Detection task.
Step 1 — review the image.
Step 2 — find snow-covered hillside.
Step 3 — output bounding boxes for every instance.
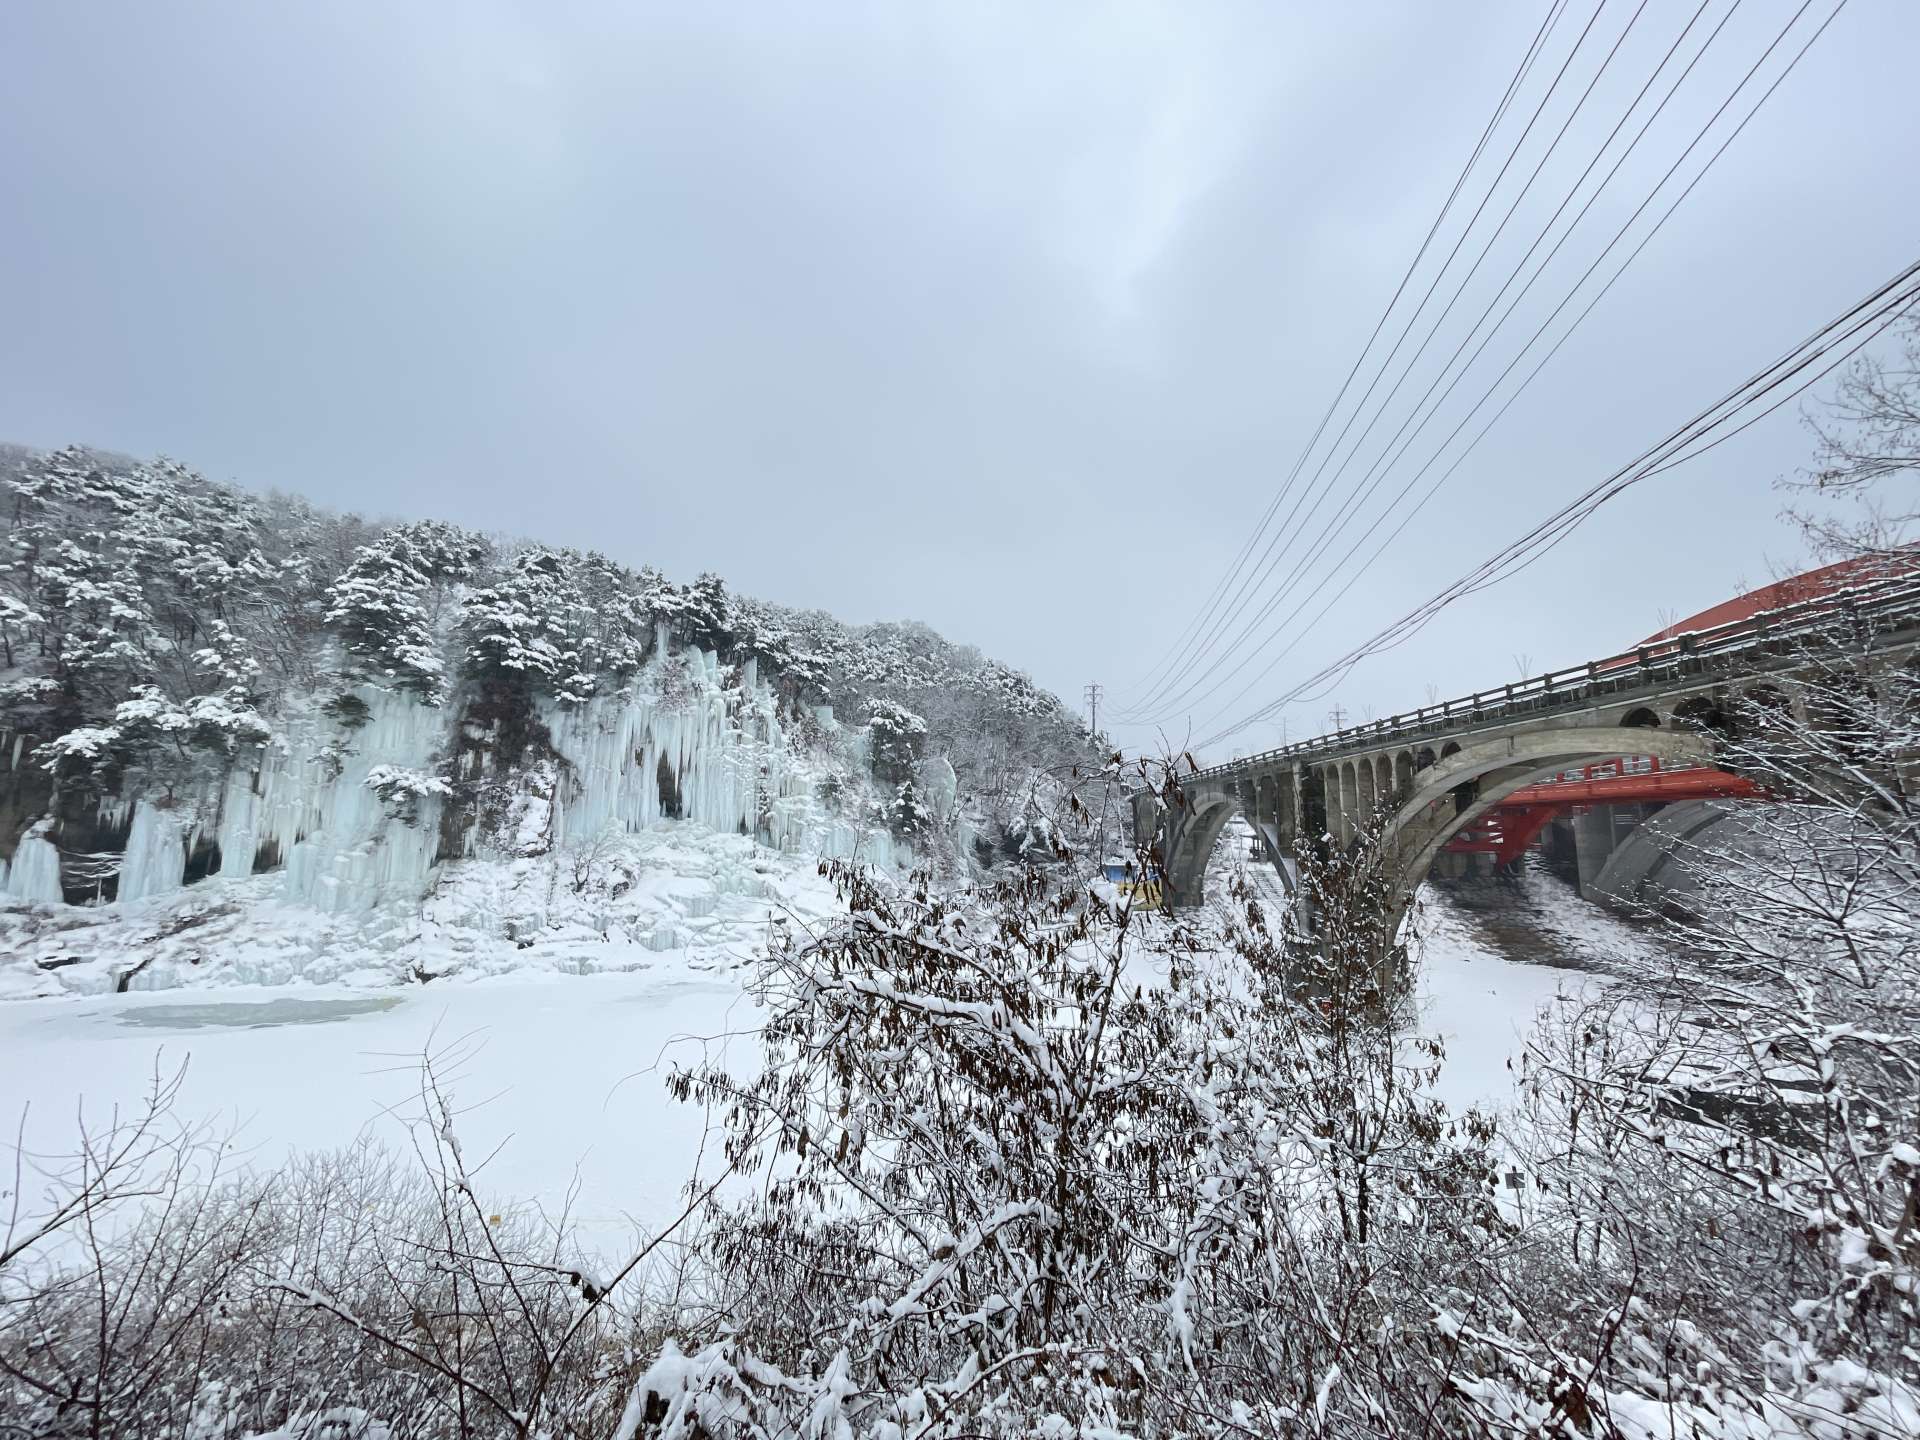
[0,446,1098,981]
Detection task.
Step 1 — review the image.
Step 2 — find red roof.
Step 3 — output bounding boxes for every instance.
[1639,548,1920,646]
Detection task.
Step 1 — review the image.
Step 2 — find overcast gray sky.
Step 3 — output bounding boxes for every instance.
[4,1,1916,759]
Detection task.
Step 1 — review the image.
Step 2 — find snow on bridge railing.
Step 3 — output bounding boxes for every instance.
[1183,575,1920,784]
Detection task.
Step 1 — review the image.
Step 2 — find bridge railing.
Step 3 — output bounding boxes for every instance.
[1186,575,1920,783]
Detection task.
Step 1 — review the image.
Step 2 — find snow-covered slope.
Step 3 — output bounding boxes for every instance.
[0,820,842,1000]
[0,445,1097,972]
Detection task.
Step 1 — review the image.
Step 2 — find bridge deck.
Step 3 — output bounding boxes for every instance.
[1183,576,1920,786]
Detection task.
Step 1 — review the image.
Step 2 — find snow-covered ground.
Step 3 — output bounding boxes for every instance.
[0,823,844,1259]
[1407,862,1666,1113]
[0,970,751,1258]
[1,829,1661,1266]
[1413,894,1576,1115]
[0,823,844,1000]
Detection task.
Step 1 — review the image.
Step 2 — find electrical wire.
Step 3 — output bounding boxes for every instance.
[1174,0,1837,732]
[1139,0,1841,733]
[1111,0,1577,717]
[1128,0,1725,724]
[1191,251,1920,752]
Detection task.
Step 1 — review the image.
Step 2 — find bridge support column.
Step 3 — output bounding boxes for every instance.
[1573,805,1624,898]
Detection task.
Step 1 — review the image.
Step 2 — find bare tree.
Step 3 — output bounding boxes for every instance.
[1790,311,1920,558]
[1517,618,1920,1418]
[0,1048,709,1439]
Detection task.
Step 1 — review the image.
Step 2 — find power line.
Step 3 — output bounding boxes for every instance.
[1172,0,1734,695]
[1239,256,1920,724]
[1233,275,1910,730]
[1192,250,1920,751]
[1121,0,1689,721]
[1121,0,1699,723]
[1143,0,1842,731]
[1112,0,1576,718]
[1182,0,1846,736]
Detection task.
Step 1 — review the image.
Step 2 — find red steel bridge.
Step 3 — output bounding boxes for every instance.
[1441,755,1764,867]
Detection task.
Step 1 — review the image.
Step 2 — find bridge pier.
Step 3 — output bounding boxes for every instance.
[1572,806,1618,898]
[1587,798,1744,909]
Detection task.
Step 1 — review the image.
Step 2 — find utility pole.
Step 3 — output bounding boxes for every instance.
[1327,703,1348,733]
[1084,682,1103,738]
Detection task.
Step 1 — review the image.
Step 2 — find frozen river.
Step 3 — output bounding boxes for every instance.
[0,968,761,1257]
[0,869,1641,1260]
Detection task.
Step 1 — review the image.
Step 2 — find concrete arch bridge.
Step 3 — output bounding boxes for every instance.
[1135,575,1920,927]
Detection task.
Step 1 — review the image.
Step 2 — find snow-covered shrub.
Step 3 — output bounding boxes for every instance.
[864,698,926,788]
[650,650,700,712]
[882,777,932,844]
[1517,619,1920,1399]
[658,765,1506,1437]
[0,1062,652,1440]
[496,759,558,856]
[363,763,452,825]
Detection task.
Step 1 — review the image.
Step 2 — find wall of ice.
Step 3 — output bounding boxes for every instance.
[0,822,63,905]
[1,640,908,913]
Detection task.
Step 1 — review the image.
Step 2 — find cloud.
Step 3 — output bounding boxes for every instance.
[1,0,1915,759]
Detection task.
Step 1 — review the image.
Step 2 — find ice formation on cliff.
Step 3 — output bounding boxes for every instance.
[2,640,905,915]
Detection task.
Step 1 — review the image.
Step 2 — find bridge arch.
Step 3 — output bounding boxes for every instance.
[1162,791,1239,910]
[1381,725,1716,930]
[1589,798,1744,909]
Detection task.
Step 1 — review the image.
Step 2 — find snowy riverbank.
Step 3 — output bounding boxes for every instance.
[0,858,1625,1263]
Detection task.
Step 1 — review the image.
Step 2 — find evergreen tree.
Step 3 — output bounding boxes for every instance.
[323,521,489,703]
[865,699,926,788]
[462,545,601,704]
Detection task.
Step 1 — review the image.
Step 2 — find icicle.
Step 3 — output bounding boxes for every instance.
[118,803,188,902]
[0,822,63,903]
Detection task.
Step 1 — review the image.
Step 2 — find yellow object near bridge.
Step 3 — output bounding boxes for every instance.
[1102,860,1163,909]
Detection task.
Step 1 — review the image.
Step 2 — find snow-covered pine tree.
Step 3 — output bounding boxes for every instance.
[461,544,601,705]
[884,777,931,843]
[864,698,926,788]
[3,450,277,781]
[323,520,489,703]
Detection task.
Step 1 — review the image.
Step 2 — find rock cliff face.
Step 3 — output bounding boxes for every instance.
[3,640,910,915]
[0,445,1089,928]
